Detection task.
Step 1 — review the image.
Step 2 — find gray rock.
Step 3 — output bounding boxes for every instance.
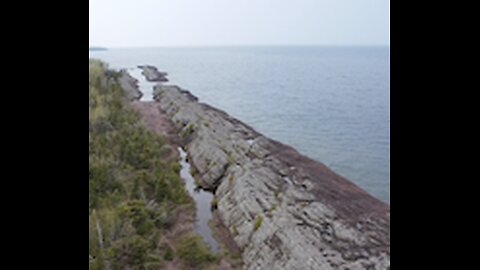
[153,82,390,270]
[138,65,168,82]
[117,70,143,101]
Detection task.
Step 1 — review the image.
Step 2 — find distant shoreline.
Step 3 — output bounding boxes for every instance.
[89,47,108,51]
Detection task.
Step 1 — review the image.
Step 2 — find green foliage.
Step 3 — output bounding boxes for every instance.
[181,123,196,138]
[186,123,195,135]
[89,60,199,269]
[104,69,123,80]
[117,200,155,236]
[190,165,198,176]
[177,234,217,267]
[172,163,182,174]
[163,246,174,261]
[254,215,263,231]
[109,235,151,269]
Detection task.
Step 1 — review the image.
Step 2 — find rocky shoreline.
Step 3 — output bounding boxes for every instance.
[126,65,390,270]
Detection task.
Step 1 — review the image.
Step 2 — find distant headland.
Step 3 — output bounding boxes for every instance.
[89,47,108,51]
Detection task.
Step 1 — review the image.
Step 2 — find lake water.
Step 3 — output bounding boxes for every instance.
[91,46,390,203]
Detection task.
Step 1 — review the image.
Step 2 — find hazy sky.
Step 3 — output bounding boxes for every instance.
[89,0,389,47]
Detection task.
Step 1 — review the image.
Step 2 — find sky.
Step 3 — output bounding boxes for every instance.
[89,0,389,47]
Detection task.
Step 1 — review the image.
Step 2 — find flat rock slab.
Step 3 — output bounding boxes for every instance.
[138,65,169,82]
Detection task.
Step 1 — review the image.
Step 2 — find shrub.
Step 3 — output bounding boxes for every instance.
[163,246,174,261]
[172,163,182,174]
[190,165,198,176]
[109,235,150,268]
[186,123,195,135]
[254,216,263,231]
[177,234,217,267]
[181,123,195,138]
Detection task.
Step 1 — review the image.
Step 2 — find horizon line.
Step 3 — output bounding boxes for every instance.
[90,44,390,49]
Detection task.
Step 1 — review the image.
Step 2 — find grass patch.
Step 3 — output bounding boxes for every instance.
[181,123,195,138]
[254,216,263,231]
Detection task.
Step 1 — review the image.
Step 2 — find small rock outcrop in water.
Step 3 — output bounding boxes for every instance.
[138,65,169,82]
[152,83,390,270]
